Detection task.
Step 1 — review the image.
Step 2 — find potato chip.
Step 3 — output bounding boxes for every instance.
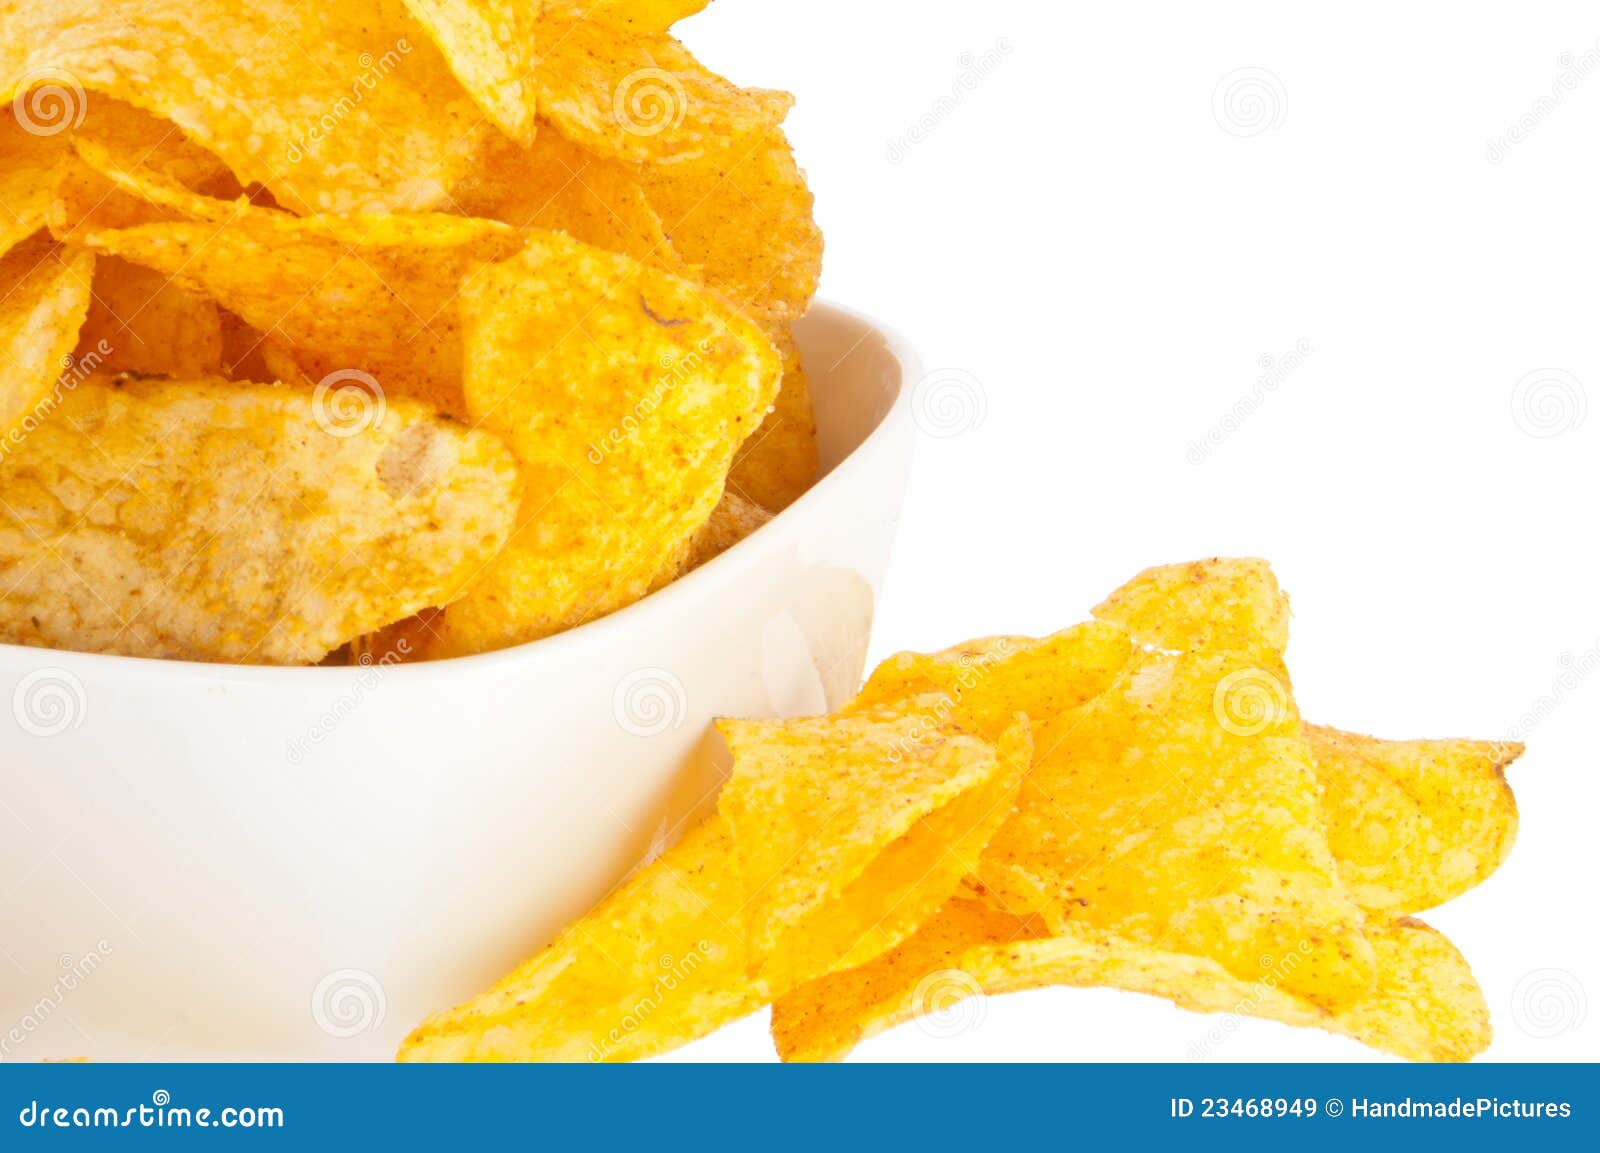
[716,707,1030,997]
[0,113,64,259]
[772,899,1487,1063]
[644,128,822,321]
[727,322,818,509]
[402,0,540,146]
[0,376,520,663]
[0,234,94,445]
[74,255,222,378]
[534,11,791,167]
[1308,725,1521,915]
[563,0,712,33]
[399,815,760,1062]
[427,231,779,655]
[0,0,488,213]
[687,490,771,569]
[56,150,522,416]
[455,126,682,271]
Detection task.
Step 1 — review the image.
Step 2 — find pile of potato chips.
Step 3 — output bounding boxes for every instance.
[400,559,1522,1062]
[0,0,820,662]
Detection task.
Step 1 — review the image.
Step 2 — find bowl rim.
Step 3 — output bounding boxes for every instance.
[0,300,920,682]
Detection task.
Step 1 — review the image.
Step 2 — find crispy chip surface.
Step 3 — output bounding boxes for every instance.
[429,231,779,654]
[727,321,818,510]
[561,0,711,32]
[0,234,93,443]
[717,707,1030,996]
[1308,725,1521,915]
[399,816,759,1062]
[687,490,771,569]
[403,0,541,145]
[0,0,488,213]
[57,152,521,416]
[0,113,63,259]
[75,255,221,378]
[0,377,520,663]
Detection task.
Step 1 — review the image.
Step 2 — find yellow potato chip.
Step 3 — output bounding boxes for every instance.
[969,560,1375,1008]
[57,150,522,416]
[402,0,540,145]
[0,112,64,259]
[563,0,711,33]
[0,234,94,446]
[455,125,681,271]
[772,900,1487,1063]
[427,231,779,655]
[0,0,488,213]
[1308,724,1522,915]
[399,815,760,1062]
[0,376,520,663]
[727,322,818,510]
[715,707,1030,997]
[534,12,791,167]
[686,490,771,569]
[644,127,822,321]
[74,255,222,378]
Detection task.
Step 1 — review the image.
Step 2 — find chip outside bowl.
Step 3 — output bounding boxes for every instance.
[0,301,918,1061]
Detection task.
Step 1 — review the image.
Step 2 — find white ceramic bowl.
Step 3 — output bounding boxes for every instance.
[0,303,917,1062]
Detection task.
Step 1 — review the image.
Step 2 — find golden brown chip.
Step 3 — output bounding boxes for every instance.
[402,0,540,146]
[0,376,520,663]
[427,231,779,655]
[74,255,222,378]
[0,112,65,259]
[0,234,94,445]
[0,0,488,213]
[716,707,1030,997]
[726,321,817,510]
[56,149,522,416]
[563,0,711,33]
[644,127,821,321]
[686,490,771,569]
[772,900,1487,1063]
[1308,724,1522,915]
[400,815,759,1062]
[534,12,791,167]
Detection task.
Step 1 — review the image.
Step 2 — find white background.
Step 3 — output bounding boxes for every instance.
[668,0,1599,1062]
